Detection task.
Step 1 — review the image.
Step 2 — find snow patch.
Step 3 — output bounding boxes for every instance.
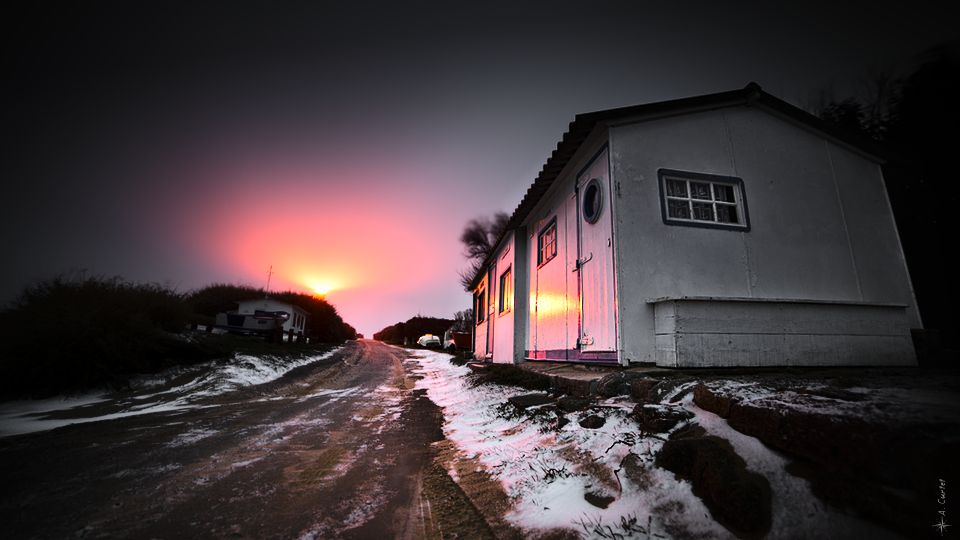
[0,347,341,438]
[168,427,219,447]
[686,395,899,539]
[406,350,729,539]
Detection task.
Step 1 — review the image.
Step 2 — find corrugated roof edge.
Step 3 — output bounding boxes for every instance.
[466,82,886,290]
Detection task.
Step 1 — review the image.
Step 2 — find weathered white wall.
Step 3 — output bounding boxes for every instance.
[522,129,610,360]
[529,184,575,355]
[610,105,919,366]
[491,232,516,363]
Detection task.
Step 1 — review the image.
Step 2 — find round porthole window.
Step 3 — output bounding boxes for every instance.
[582,178,603,224]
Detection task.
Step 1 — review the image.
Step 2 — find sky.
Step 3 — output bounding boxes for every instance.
[2,0,956,337]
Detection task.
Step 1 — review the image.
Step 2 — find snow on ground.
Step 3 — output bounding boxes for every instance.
[686,395,898,539]
[0,347,341,438]
[407,350,729,539]
[135,348,343,401]
[701,377,960,425]
[0,393,113,437]
[168,427,220,447]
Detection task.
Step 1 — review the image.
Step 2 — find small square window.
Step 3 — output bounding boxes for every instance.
[659,169,749,230]
[537,219,558,266]
[498,268,513,314]
[475,286,487,324]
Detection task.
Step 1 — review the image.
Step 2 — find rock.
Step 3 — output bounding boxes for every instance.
[584,491,615,509]
[474,364,552,391]
[595,373,627,397]
[578,414,606,429]
[506,393,554,410]
[549,376,593,397]
[633,405,694,433]
[656,435,772,538]
[688,379,959,538]
[620,453,652,490]
[466,362,488,372]
[556,415,570,430]
[557,396,591,412]
[628,378,659,402]
[724,400,930,536]
[692,384,735,417]
[669,423,706,440]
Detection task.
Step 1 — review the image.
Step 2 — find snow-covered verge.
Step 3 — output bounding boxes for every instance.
[0,347,341,438]
[407,350,902,539]
[407,350,726,538]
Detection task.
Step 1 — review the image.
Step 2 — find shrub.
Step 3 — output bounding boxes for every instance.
[0,278,359,398]
[0,275,211,397]
[373,316,454,344]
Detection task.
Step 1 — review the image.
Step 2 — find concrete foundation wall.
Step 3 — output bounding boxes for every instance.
[653,298,916,366]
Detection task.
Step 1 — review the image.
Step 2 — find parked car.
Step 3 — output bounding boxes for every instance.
[417,334,441,348]
[443,329,472,352]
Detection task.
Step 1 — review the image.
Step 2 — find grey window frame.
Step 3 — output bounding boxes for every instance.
[657,168,750,231]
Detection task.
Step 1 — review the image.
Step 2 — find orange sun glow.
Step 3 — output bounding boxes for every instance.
[309,281,335,297]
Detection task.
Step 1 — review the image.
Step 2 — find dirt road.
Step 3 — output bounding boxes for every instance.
[0,340,493,539]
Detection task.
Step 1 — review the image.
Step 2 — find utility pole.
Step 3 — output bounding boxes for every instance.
[265,265,274,296]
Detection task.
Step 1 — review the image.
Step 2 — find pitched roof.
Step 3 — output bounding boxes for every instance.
[468,82,884,290]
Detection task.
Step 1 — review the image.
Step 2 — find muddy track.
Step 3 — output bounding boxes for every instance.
[0,340,495,539]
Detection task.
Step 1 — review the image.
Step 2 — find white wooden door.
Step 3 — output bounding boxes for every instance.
[576,149,617,353]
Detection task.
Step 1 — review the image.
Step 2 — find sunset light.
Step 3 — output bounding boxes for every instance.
[308,280,335,297]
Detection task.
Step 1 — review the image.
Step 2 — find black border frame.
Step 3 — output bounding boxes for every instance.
[657,168,751,232]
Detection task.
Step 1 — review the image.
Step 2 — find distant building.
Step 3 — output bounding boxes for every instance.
[215,298,309,336]
[471,83,920,367]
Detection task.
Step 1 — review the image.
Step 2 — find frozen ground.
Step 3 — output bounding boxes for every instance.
[2,342,949,539]
[0,340,481,539]
[407,350,904,539]
[0,347,340,437]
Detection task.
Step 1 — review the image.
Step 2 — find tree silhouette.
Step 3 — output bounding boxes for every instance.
[815,40,959,351]
[457,212,509,290]
[881,42,959,342]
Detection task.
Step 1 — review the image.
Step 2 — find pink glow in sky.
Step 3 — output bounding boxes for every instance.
[157,152,476,336]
